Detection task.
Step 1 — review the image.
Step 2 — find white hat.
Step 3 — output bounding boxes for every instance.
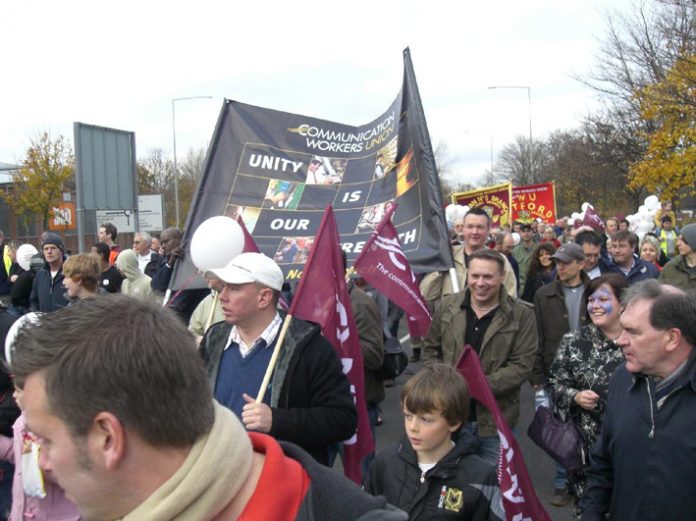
[210,252,284,291]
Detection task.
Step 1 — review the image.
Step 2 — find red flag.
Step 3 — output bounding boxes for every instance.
[288,205,373,484]
[456,346,552,521]
[582,205,605,232]
[352,204,432,337]
[237,216,260,253]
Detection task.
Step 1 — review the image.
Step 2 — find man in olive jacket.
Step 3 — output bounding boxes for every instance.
[423,249,537,465]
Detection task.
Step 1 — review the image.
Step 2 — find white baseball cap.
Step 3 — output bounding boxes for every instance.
[210,252,284,291]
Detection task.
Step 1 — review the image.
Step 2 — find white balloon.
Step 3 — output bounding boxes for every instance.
[445,204,457,221]
[190,216,245,271]
[571,212,582,220]
[455,205,469,219]
[16,244,38,272]
[581,202,590,212]
[567,218,576,227]
[511,232,521,245]
[638,205,649,216]
[644,195,659,210]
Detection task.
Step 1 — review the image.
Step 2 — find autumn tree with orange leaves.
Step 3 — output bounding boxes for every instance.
[2,133,74,229]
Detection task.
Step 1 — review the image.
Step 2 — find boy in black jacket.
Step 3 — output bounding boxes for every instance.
[365,364,504,521]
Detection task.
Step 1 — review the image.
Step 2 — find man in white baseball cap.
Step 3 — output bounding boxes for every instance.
[200,252,357,465]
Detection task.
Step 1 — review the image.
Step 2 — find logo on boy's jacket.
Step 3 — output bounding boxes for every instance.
[437,486,463,512]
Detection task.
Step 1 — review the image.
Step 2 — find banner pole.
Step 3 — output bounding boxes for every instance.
[449,267,460,293]
[204,291,219,331]
[256,315,293,404]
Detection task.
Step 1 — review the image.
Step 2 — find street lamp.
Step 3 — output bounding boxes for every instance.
[487,86,533,179]
[172,96,213,228]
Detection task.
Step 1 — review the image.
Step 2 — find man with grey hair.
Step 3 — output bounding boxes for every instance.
[580,280,696,520]
[132,231,163,277]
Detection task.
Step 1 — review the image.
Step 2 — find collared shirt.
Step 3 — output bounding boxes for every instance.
[225,312,282,357]
[137,251,152,274]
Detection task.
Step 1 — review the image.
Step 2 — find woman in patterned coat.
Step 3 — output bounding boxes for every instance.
[548,273,627,513]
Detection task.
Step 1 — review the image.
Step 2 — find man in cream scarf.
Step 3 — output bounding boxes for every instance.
[10,294,405,521]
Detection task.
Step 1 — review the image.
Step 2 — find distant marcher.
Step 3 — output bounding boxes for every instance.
[605,230,659,285]
[150,227,208,323]
[93,242,123,294]
[512,223,537,290]
[639,234,663,272]
[97,222,120,266]
[133,231,163,277]
[659,222,696,291]
[116,249,157,303]
[521,243,556,303]
[29,234,68,313]
[658,215,679,260]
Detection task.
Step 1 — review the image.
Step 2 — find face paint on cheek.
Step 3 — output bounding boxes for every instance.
[588,287,614,315]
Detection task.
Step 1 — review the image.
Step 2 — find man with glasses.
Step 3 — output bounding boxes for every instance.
[133,231,163,277]
[575,230,609,280]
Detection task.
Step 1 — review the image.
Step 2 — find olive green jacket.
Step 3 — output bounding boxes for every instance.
[423,288,538,436]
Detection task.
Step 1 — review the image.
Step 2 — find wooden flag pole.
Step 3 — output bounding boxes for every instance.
[204,291,219,332]
[255,314,293,404]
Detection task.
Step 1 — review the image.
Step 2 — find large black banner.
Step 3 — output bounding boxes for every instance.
[171,48,452,289]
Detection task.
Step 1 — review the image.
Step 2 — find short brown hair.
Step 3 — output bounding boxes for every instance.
[62,253,101,292]
[11,294,214,447]
[469,248,505,274]
[401,364,469,426]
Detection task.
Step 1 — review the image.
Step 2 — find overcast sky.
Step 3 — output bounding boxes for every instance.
[1,0,633,185]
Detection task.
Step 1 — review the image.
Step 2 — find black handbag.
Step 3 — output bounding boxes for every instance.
[527,405,587,473]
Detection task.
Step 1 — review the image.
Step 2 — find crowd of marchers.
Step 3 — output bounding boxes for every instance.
[0,205,693,521]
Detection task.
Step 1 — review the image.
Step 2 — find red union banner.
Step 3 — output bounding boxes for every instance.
[512,182,557,224]
[452,182,512,227]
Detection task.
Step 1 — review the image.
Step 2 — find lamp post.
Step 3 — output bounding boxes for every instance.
[487,85,533,179]
[172,96,212,228]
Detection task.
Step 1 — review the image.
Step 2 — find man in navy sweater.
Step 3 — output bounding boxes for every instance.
[199,252,357,465]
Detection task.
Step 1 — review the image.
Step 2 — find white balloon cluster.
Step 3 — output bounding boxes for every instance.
[567,201,594,228]
[444,204,470,229]
[565,195,661,240]
[625,195,660,240]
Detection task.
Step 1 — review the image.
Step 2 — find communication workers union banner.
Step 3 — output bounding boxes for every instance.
[511,182,556,224]
[452,182,513,227]
[170,48,452,290]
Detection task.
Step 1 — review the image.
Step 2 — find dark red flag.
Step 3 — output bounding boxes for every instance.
[288,205,373,484]
[582,205,605,232]
[237,216,260,253]
[456,346,552,521]
[352,204,432,337]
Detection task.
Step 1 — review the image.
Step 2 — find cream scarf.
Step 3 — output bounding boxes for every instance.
[119,402,253,521]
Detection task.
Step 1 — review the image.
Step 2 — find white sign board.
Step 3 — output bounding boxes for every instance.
[137,194,164,231]
[95,194,165,233]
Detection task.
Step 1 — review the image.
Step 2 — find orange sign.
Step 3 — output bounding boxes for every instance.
[48,202,77,231]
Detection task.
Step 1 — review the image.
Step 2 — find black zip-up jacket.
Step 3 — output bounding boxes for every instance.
[365,431,504,521]
[29,266,68,312]
[580,354,696,520]
[200,315,357,466]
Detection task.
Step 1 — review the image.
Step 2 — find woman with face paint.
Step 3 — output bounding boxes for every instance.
[547,273,628,514]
